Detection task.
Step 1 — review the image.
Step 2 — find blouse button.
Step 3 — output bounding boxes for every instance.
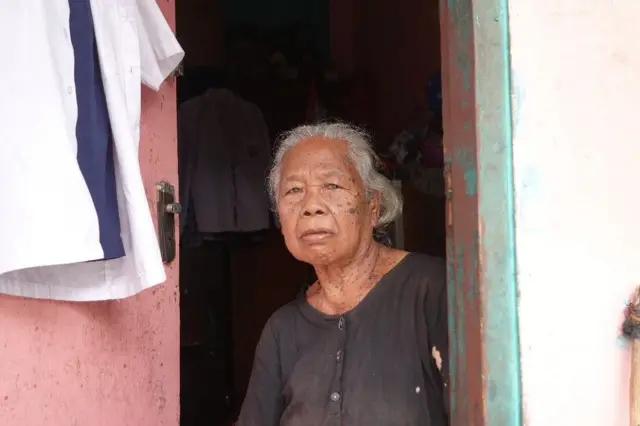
[338,317,345,330]
[330,392,341,402]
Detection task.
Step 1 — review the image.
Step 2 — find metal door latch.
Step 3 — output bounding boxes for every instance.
[156,181,181,264]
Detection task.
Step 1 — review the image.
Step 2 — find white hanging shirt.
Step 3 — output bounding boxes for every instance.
[0,0,184,301]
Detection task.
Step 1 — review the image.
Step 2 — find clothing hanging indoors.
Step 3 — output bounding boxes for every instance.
[179,88,273,242]
[0,0,184,301]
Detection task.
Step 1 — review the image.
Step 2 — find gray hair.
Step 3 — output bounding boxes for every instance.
[267,122,403,228]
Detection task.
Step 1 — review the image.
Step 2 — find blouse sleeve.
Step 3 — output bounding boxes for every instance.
[236,320,284,426]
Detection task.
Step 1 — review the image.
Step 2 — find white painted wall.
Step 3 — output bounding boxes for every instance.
[508,1,640,424]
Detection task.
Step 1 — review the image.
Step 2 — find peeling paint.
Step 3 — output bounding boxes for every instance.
[456,147,478,196]
[475,0,522,422]
[442,0,521,423]
[449,2,473,92]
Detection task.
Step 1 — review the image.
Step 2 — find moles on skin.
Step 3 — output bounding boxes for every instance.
[276,136,378,266]
[236,125,449,426]
[275,136,406,315]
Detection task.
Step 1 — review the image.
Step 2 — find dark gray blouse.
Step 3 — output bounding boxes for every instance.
[237,253,449,426]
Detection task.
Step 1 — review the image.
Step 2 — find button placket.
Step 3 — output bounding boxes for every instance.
[328,316,347,416]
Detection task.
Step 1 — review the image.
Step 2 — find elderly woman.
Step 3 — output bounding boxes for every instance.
[237,123,449,426]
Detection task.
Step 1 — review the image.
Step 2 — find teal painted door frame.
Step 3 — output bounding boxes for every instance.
[440,0,521,424]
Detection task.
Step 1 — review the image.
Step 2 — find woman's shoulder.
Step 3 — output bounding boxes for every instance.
[387,252,447,302]
[397,251,446,280]
[261,298,304,339]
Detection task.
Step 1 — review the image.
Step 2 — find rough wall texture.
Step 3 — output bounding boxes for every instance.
[509,1,640,424]
[0,2,180,425]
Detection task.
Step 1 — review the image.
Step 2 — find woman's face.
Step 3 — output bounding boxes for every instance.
[277,137,380,266]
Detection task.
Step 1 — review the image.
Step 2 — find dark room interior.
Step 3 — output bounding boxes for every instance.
[175,0,445,424]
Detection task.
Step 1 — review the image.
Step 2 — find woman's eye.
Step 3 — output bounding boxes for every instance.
[285,187,302,195]
[326,183,340,190]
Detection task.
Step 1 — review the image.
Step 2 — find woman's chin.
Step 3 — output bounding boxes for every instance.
[294,247,342,267]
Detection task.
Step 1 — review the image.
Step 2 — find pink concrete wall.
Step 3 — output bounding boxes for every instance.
[509,1,640,424]
[0,2,180,425]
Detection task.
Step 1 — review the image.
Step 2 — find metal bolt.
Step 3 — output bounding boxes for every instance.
[165,203,182,214]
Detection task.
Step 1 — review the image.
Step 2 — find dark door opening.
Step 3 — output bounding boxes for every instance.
[175,0,446,424]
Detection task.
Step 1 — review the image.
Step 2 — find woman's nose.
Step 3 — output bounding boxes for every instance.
[301,191,326,217]
[303,207,326,217]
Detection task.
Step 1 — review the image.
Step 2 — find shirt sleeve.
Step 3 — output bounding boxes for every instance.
[236,320,284,426]
[424,257,450,418]
[135,0,185,91]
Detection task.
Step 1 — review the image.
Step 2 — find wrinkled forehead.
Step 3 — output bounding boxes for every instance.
[280,137,359,180]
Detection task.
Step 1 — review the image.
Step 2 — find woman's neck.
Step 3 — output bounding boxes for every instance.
[311,241,386,313]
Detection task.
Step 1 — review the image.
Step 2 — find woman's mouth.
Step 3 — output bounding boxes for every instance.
[300,229,334,242]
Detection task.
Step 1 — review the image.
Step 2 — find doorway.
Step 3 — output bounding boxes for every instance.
[173,0,521,424]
